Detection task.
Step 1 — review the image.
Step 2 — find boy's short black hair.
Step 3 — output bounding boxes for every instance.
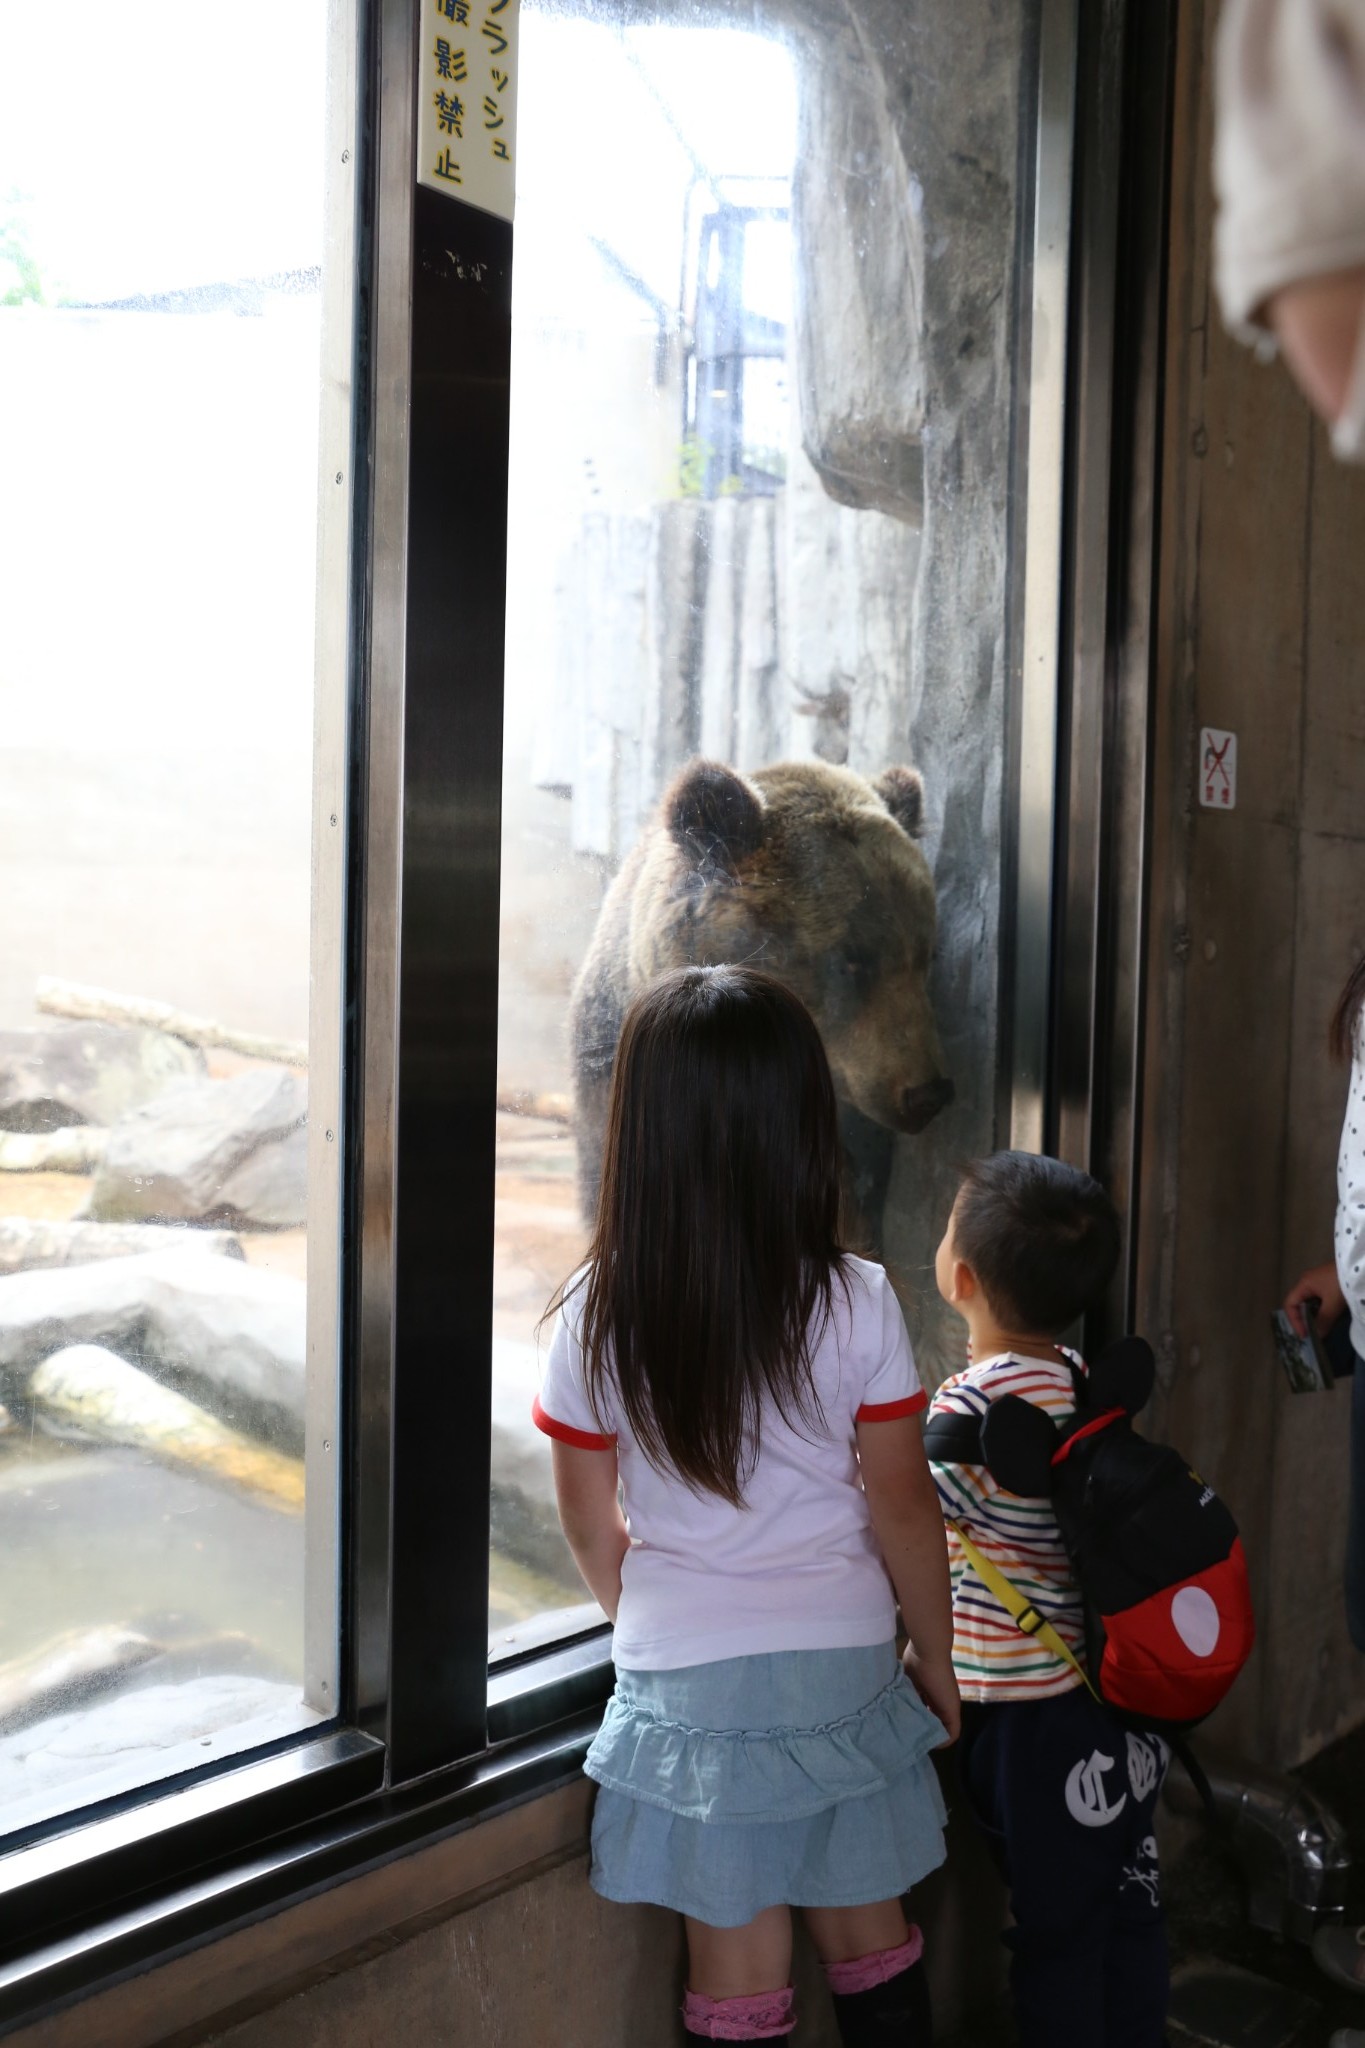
[952,1150,1120,1336]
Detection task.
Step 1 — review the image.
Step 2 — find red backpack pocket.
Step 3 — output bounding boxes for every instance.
[1095,1541,1256,1725]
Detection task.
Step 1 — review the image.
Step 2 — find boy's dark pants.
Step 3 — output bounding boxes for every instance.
[958,1688,1170,2048]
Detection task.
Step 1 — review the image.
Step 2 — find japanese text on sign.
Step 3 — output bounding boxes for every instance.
[418,0,519,219]
[1198,727,1237,811]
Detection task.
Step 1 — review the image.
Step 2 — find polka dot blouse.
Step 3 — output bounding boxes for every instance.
[1336,1024,1365,1349]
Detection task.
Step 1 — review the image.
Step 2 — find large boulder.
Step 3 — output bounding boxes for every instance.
[0,1248,305,1446]
[0,1023,204,1134]
[88,1069,308,1229]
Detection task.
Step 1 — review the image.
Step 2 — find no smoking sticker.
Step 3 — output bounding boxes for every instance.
[1198,727,1236,810]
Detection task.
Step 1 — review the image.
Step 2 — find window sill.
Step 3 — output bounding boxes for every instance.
[0,1649,615,2041]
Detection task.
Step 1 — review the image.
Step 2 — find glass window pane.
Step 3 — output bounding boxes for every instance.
[492,0,1046,1659]
[0,3,348,1834]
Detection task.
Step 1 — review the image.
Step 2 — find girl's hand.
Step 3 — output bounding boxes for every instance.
[1284,1262,1345,1337]
[902,1643,961,1746]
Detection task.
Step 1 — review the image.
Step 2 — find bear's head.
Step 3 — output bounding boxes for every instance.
[650,757,953,1136]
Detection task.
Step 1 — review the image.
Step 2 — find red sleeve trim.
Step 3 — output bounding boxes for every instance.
[531,1393,616,1451]
[856,1389,929,1423]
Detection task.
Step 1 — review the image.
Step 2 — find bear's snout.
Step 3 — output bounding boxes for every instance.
[898,1075,954,1133]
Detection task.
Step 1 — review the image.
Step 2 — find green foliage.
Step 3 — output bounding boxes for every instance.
[675,434,708,499]
[673,436,766,501]
[0,195,53,307]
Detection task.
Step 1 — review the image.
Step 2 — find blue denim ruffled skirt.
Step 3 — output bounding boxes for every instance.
[584,1642,949,1927]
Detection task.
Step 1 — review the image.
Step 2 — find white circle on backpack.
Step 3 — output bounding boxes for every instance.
[1171,1586,1220,1657]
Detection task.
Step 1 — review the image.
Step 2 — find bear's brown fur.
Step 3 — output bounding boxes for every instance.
[570,757,952,1238]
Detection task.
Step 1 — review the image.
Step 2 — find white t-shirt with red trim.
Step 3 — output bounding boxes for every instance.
[532,1254,926,1671]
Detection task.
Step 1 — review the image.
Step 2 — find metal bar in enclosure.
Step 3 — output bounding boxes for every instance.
[384,163,512,1778]
[304,0,364,1728]
[351,0,415,1744]
[1009,0,1079,1155]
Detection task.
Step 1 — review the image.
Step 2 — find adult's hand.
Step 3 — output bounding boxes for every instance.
[1266,267,1365,427]
[1283,1260,1346,1337]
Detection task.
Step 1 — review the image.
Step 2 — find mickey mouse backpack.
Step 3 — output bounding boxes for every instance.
[923,1338,1255,1731]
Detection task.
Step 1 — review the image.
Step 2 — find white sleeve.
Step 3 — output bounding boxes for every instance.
[532,1289,617,1449]
[1337,1037,1365,1339]
[854,1268,927,1422]
[1214,0,1365,338]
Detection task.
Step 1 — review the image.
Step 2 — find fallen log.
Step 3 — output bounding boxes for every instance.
[0,1249,306,1444]
[0,1127,107,1173]
[0,1218,244,1276]
[495,1086,573,1125]
[0,1626,162,1735]
[30,1345,305,1512]
[35,979,308,1070]
[31,983,575,1121]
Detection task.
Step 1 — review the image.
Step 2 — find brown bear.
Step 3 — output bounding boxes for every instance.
[570,757,953,1247]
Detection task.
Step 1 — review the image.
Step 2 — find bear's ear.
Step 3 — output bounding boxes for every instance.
[873,765,925,840]
[664,760,765,876]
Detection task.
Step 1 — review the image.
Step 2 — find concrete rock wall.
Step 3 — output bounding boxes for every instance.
[538,0,1036,1381]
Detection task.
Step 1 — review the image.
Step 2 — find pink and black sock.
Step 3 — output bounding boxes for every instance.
[681,1985,796,2040]
[823,1927,932,2046]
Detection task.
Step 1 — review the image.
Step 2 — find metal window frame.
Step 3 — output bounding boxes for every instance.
[0,0,1173,2029]
[1044,0,1177,1350]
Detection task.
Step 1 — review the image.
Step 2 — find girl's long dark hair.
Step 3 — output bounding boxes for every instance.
[566,965,849,1506]
[1332,953,1365,1062]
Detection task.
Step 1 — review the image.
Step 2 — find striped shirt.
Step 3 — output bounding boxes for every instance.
[927,1350,1087,1702]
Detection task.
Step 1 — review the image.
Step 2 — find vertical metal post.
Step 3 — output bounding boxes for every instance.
[1009,0,1079,1154]
[351,0,416,1741]
[303,0,363,1727]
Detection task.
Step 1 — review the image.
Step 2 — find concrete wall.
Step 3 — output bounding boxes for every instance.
[4,1775,1007,2048]
[1137,0,1365,1767]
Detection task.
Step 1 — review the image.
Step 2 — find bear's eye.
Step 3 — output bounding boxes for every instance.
[837,946,876,987]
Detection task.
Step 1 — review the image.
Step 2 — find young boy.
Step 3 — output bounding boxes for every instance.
[927,1151,1170,2048]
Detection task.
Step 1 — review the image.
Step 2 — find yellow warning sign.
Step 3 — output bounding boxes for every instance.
[417,0,519,221]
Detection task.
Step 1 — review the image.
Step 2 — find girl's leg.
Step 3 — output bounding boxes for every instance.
[804,1901,931,2046]
[804,1900,910,1962]
[682,1908,796,2040]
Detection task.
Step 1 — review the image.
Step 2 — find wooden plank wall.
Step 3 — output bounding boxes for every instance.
[1138,0,1365,1765]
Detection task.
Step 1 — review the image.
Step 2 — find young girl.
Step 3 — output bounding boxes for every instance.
[533,964,957,2045]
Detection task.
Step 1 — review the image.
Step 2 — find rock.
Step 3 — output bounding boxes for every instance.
[0,1218,244,1276]
[0,1674,310,1828]
[30,1345,304,1512]
[790,12,924,523]
[88,1069,308,1228]
[215,1122,308,1229]
[0,1248,305,1447]
[0,1022,204,1134]
[490,1338,580,1585]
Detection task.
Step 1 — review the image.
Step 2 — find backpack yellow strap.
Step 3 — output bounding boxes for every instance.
[951,1521,1100,1702]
